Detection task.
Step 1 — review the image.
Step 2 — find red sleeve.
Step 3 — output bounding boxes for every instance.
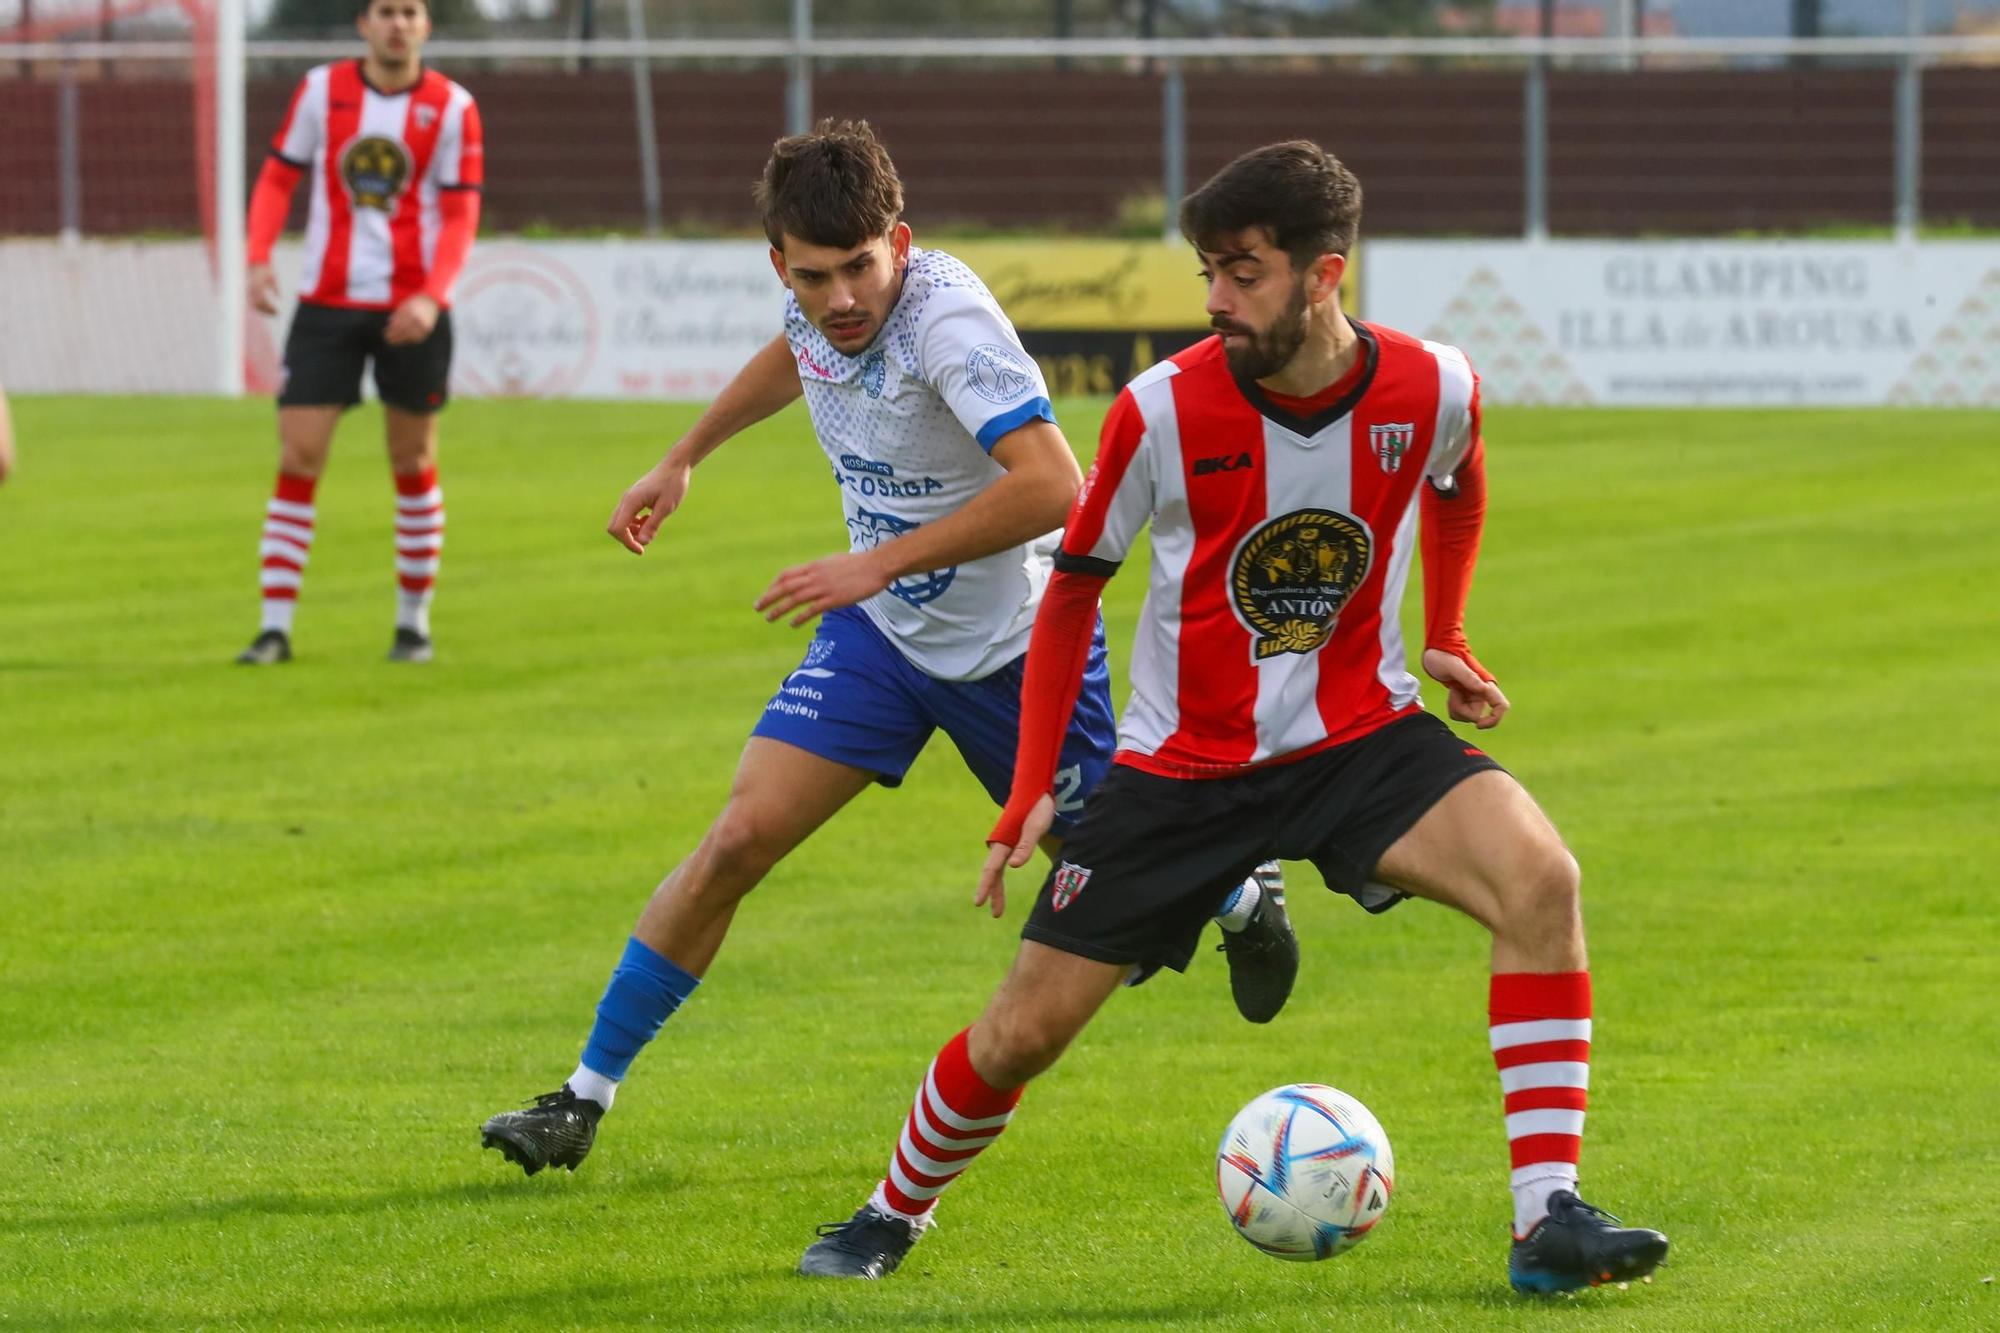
[246,155,304,266]
[986,567,1107,848]
[421,188,481,304]
[452,101,485,188]
[1419,433,1491,682]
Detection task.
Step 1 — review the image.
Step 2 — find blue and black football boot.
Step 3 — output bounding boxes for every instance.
[1509,1190,1669,1293]
[1216,862,1300,1024]
[797,1204,926,1279]
[480,1085,602,1176]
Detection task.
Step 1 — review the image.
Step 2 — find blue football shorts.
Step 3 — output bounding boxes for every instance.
[750,605,1118,836]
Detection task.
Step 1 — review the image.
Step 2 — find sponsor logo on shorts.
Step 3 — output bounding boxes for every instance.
[1229,508,1375,660]
[965,343,1035,404]
[1050,860,1092,912]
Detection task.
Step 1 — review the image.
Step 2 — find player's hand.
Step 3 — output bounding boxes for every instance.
[384,293,440,346]
[754,550,891,627]
[247,263,281,316]
[977,794,1055,919]
[1423,647,1509,729]
[607,458,693,554]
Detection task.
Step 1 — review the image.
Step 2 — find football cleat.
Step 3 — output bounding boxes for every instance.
[235,629,292,665]
[1216,862,1299,1024]
[1509,1190,1670,1294]
[387,627,433,663]
[797,1204,925,1279]
[480,1086,602,1176]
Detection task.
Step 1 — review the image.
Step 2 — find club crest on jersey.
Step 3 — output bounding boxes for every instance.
[413,103,439,131]
[1050,861,1092,912]
[1230,508,1374,660]
[339,135,411,211]
[965,343,1035,403]
[862,348,887,399]
[1370,423,1415,473]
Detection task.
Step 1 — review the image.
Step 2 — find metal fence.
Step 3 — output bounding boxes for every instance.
[5,32,1999,243]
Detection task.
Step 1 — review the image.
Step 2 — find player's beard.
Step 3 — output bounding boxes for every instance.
[1215,279,1311,381]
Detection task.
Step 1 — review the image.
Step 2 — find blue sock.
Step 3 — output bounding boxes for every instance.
[580,936,700,1082]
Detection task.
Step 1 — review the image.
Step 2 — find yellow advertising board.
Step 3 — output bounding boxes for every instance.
[945,239,1360,395]
[947,238,1360,330]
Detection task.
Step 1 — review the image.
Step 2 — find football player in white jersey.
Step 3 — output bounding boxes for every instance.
[479,121,1297,1177]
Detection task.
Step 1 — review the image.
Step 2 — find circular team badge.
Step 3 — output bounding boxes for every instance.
[1230,508,1374,659]
[339,135,411,211]
[965,343,1036,403]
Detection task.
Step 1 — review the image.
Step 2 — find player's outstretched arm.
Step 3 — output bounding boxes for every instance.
[754,418,1080,625]
[608,333,803,554]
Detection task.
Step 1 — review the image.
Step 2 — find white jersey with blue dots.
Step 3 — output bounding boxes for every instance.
[784,246,1059,682]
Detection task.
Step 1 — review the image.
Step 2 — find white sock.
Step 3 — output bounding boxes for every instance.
[260,599,297,636]
[567,1063,618,1112]
[1214,875,1262,932]
[867,1183,936,1232]
[396,589,432,638]
[1512,1165,1578,1237]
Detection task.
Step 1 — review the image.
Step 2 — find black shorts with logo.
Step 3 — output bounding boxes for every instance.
[1021,711,1506,974]
[278,300,454,414]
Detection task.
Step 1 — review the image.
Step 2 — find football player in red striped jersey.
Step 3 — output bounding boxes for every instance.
[802,142,1670,1293]
[237,0,482,665]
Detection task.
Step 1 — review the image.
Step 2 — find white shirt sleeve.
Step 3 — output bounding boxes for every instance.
[272,66,325,166]
[915,285,1055,453]
[1424,339,1480,483]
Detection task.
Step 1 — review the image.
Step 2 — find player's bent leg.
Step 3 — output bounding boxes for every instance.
[800,942,1127,1278]
[482,739,872,1176]
[383,407,442,662]
[1372,769,1583,975]
[239,406,342,664]
[633,737,876,976]
[968,940,1132,1088]
[1372,769,1667,1291]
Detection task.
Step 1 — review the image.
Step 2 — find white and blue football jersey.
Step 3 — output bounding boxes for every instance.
[783,246,1058,682]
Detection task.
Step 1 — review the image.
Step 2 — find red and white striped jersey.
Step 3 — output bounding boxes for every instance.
[1062,323,1480,777]
[270,60,483,309]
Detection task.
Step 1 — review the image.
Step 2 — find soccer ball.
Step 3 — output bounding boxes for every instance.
[1216,1083,1395,1261]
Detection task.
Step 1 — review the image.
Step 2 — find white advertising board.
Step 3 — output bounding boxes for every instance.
[1365,240,2000,407]
[0,238,784,399]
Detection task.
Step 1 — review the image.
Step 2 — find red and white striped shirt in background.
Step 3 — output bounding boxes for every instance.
[253,59,483,309]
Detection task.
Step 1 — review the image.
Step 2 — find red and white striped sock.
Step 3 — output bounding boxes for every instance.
[392,466,444,637]
[1490,970,1591,1238]
[869,1028,1023,1226]
[258,472,317,635]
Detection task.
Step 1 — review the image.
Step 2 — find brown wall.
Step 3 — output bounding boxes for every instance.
[3,64,1995,237]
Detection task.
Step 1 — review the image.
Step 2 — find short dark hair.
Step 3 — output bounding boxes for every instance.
[755,118,905,250]
[1179,141,1363,271]
[357,0,428,14]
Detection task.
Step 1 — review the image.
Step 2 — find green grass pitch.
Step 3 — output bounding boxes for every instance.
[2,395,1995,1330]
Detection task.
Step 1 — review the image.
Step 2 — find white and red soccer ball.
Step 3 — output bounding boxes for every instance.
[1216,1083,1394,1261]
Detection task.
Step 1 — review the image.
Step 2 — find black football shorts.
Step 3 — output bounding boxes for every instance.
[1021,711,1506,974]
[278,300,453,414]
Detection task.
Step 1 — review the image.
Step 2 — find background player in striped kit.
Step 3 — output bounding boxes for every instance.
[237,0,482,665]
[798,141,1670,1295]
[477,122,1299,1180]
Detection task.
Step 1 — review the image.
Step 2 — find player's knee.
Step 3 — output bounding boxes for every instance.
[977,1004,1076,1087]
[691,806,785,899]
[1506,837,1581,934]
